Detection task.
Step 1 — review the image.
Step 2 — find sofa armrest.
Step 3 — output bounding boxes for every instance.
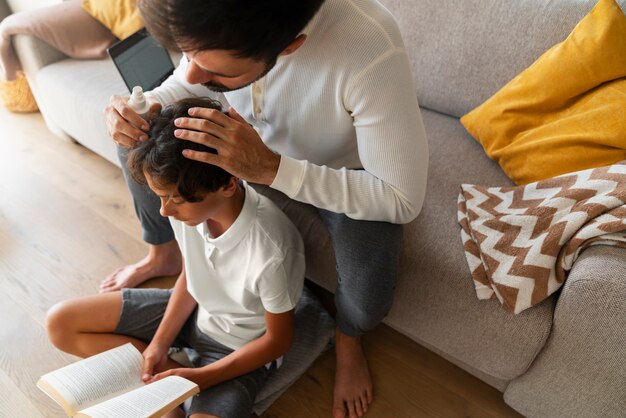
[504,245,626,418]
[12,34,73,141]
[0,0,11,21]
[13,34,67,80]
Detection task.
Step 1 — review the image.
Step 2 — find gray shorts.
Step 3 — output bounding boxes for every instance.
[114,288,271,418]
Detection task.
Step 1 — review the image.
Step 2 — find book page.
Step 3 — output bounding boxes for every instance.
[77,375,199,418]
[36,379,77,417]
[38,343,144,412]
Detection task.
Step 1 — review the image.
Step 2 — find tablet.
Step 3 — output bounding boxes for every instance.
[107,28,175,93]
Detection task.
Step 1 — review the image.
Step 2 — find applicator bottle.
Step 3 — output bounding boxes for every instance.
[127,86,151,120]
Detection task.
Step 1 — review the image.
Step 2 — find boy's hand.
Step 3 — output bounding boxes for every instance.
[147,367,210,389]
[142,342,170,382]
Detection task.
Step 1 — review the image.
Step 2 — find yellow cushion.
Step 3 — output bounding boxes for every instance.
[81,0,144,40]
[460,0,626,185]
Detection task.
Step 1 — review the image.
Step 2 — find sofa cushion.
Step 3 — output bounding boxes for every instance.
[460,0,626,185]
[385,108,555,380]
[36,58,125,166]
[379,0,626,119]
[35,49,183,166]
[504,246,626,417]
[256,109,555,382]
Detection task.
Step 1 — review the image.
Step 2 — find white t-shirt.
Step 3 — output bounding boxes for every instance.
[147,0,429,224]
[169,183,305,350]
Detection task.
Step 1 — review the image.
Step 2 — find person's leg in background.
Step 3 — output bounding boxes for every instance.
[318,209,403,418]
[250,185,403,418]
[100,146,182,292]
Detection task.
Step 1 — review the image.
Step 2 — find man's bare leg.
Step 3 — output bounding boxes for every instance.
[333,328,373,418]
[100,240,182,293]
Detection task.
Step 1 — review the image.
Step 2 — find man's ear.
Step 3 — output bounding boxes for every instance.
[220,177,239,197]
[278,34,307,57]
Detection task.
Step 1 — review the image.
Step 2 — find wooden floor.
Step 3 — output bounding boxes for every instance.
[0,106,523,418]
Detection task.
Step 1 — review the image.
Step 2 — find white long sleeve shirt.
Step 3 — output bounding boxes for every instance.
[147,0,428,224]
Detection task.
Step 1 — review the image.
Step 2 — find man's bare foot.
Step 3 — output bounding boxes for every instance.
[99,240,182,292]
[333,328,373,418]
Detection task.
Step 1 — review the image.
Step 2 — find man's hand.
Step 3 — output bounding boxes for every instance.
[141,342,171,382]
[105,94,162,148]
[173,106,281,185]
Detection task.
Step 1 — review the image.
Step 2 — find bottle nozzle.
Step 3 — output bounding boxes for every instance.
[128,86,150,120]
[131,86,145,102]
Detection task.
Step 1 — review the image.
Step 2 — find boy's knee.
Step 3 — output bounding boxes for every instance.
[45,301,76,349]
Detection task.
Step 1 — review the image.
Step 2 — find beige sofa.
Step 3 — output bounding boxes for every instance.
[6,0,626,416]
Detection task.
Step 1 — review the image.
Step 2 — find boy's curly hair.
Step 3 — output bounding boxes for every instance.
[127,97,232,202]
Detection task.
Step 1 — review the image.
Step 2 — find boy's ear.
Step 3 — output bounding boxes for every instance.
[220,177,239,197]
[278,34,307,57]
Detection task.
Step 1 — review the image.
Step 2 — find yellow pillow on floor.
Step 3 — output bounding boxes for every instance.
[460,0,626,185]
[82,0,144,40]
[0,71,38,113]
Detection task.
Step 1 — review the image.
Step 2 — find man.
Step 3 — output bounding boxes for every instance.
[104,1,428,417]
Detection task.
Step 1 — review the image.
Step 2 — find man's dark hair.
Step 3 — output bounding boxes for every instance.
[127,97,232,203]
[138,0,324,63]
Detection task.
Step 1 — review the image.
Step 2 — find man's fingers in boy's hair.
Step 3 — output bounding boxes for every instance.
[174,117,227,144]
[181,148,221,167]
[174,126,222,151]
[187,106,231,128]
[225,106,245,123]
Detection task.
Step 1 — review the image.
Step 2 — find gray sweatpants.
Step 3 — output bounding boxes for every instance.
[117,146,403,337]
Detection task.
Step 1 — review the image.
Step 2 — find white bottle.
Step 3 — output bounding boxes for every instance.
[127,86,151,120]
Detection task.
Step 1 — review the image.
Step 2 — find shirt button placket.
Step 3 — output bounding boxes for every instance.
[204,239,215,267]
[251,79,265,121]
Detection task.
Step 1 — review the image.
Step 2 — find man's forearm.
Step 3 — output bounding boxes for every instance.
[271,156,427,224]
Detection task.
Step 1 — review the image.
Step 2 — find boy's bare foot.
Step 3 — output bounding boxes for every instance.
[333,328,373,418]
[99,240,182,292]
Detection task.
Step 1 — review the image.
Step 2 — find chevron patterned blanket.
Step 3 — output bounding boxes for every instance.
[458,162,626,314]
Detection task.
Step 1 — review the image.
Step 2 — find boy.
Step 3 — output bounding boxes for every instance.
[46,98,305,418]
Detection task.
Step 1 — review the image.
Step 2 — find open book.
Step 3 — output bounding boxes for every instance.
[37,343,199,418]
